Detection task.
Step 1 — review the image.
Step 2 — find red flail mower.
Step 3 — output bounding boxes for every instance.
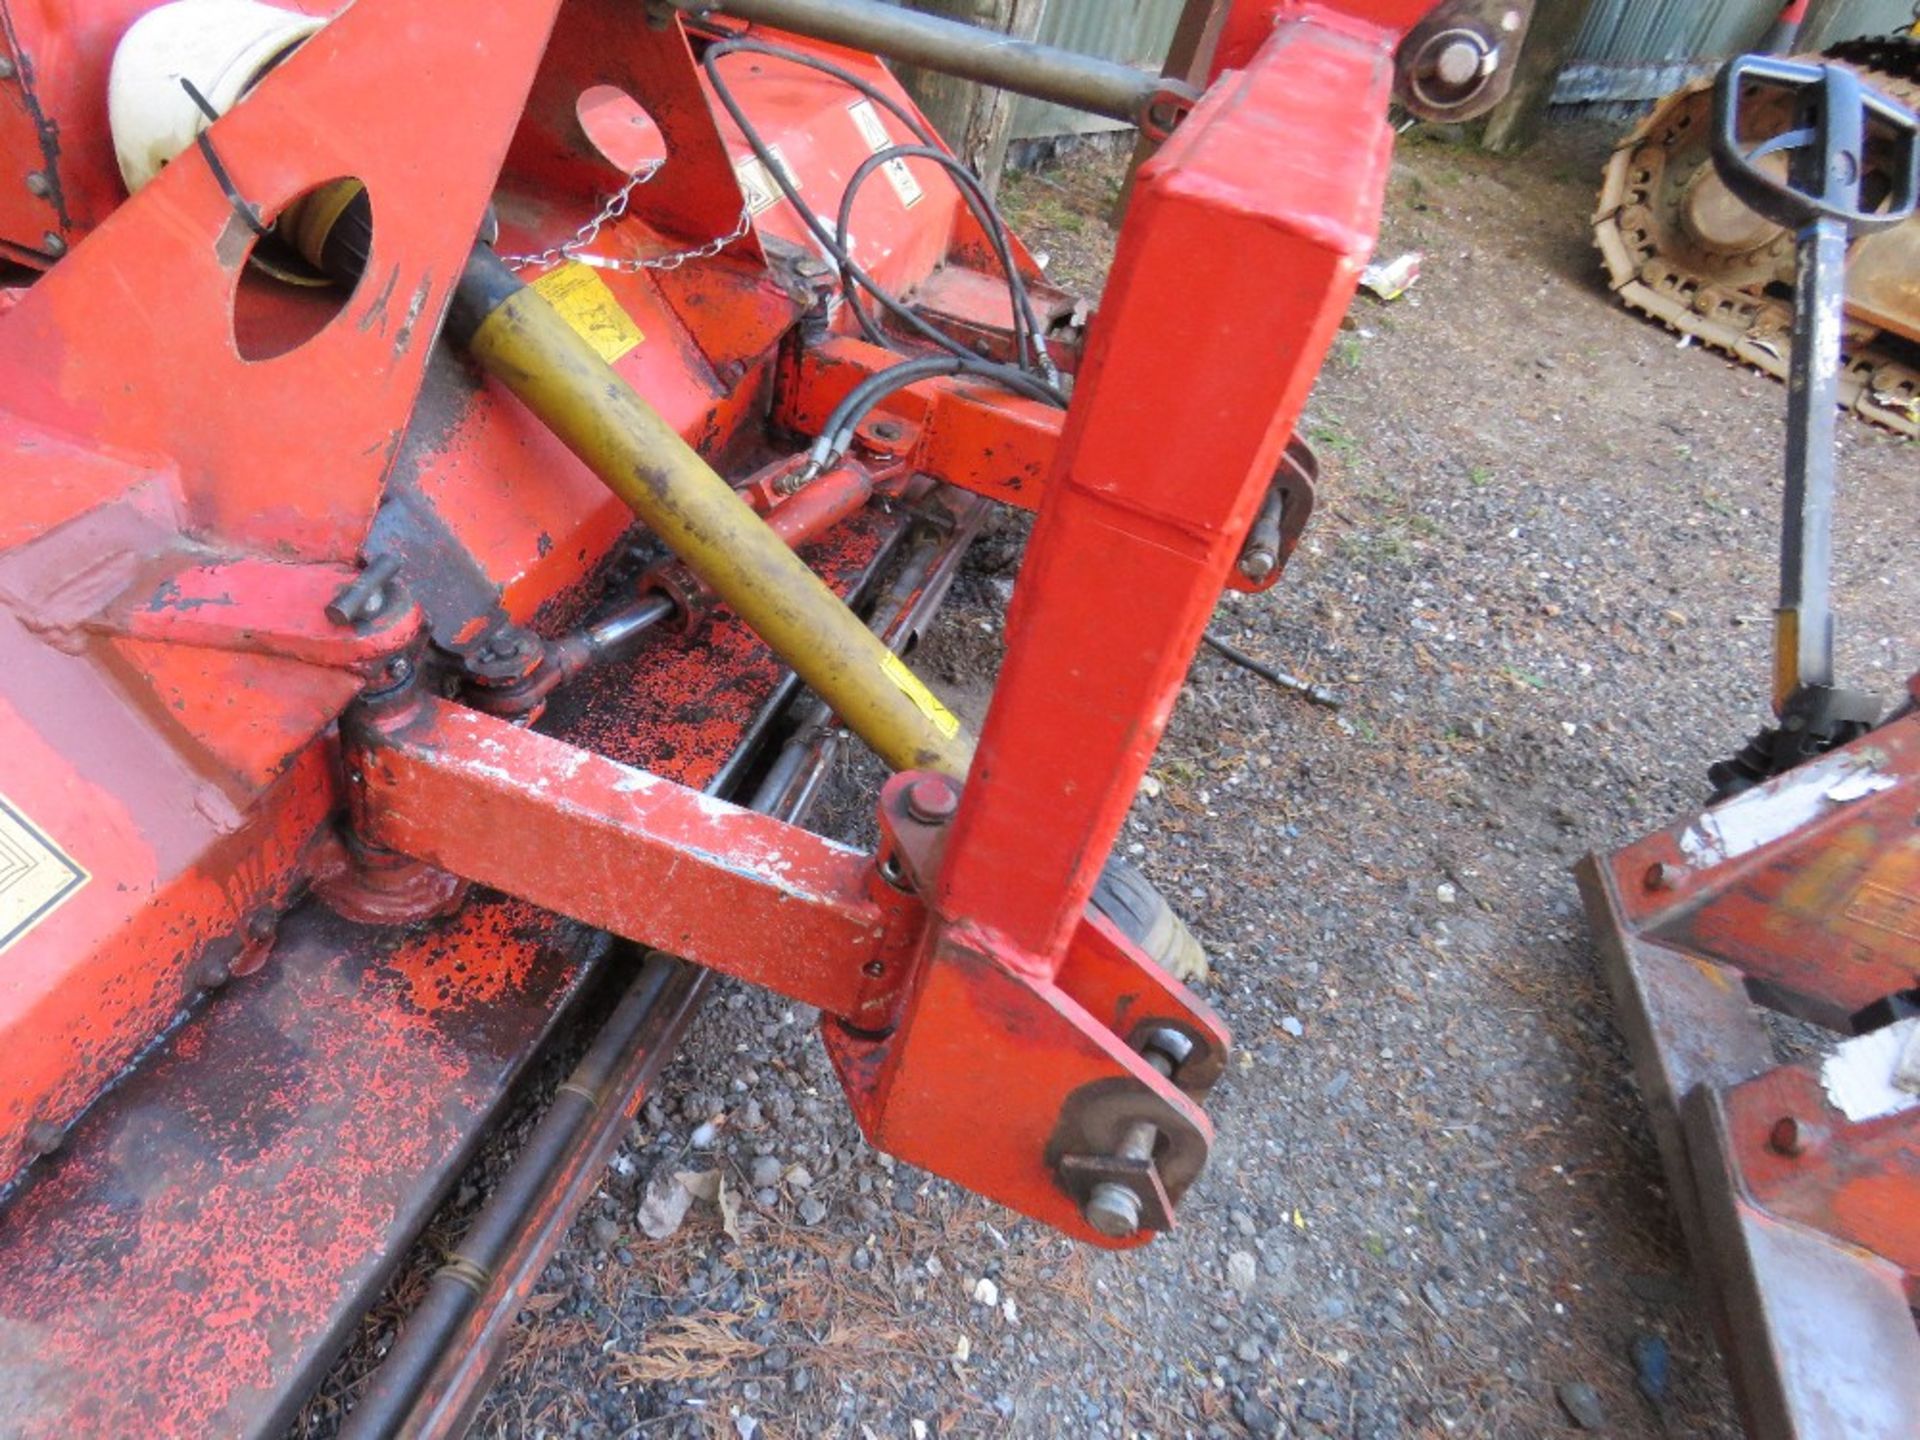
[57,1,1920,1437]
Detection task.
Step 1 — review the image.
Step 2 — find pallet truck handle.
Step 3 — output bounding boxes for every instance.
[1710,55,1918,236]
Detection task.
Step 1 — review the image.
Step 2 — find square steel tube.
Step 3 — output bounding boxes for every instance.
[935,17,1400,962]
[352,696,889,1020]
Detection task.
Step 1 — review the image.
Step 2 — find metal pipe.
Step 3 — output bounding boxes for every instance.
[577,593,676,662]
[1236,484,1283,582]
[1774,211,1844,709]
[1201,632,1341,710]
[447,245,972,778]
[674,0,1193,128]
[339,952,689,1440]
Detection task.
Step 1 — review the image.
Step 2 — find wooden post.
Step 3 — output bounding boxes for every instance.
[1480,0,1599,154]
[889,0,1051,194]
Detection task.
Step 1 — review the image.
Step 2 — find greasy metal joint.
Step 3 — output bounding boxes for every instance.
[1060,1044,1193,1240]
[1081,1121,1163,1239]
[460,624,563,720]
[1134,1023,1196,1078]
[876,850,914,892]
[362,651,419,703]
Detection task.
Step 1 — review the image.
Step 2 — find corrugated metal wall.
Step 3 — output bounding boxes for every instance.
[1803,0,1920,46]
[1554,0,1916,107]
[1008,0,1187,140]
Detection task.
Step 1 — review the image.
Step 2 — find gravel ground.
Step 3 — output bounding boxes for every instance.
[476,122,1919,1439]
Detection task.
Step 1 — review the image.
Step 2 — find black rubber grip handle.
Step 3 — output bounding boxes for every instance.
[1710,54,1919,234]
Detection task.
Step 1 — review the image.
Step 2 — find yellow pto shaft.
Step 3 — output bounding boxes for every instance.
[446,245,972,778]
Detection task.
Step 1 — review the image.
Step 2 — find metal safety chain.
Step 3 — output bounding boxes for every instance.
[500,161,754,274]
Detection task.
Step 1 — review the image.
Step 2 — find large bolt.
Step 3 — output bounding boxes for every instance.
[1079,1035,1187,1238]
[1237,547,1277,583]
[326,553,403,626]
[24,171,51,198]
[1432,37,1484,88]
[1083,1184,1140,1238]
[1136,1024,1195,1076]
[1768,1115,1818,1157]
[1084,1120,1160,1239]
[905,775,958,825]
[1643,861,1686,892]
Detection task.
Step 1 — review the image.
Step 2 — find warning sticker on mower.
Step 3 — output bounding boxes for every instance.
[881,652,960,739]
[847,100,924,210]
[0,793,87,955]
[734,144,798,217]
[532,264,645,364]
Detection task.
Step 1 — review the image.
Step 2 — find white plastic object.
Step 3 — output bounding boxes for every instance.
[108,0,325,195]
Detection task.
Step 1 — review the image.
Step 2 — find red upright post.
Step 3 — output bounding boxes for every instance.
[935,14,1402,963]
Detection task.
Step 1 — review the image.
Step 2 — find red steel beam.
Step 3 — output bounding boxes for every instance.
[351,695,894,1021]
[936,17,1400,962]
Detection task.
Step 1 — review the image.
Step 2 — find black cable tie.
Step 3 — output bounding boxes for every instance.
[179,77,270,237]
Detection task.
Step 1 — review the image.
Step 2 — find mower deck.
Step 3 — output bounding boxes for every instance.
[0,511,899,1439]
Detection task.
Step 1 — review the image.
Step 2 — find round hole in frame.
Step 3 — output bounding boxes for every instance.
[230,176,372,362]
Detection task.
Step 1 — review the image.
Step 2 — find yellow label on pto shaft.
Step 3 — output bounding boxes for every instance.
[881,652,960,739]
[532,263,645,364]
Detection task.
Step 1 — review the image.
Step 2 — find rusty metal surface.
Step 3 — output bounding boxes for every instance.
[1581,701,1920,1440]
[1595,721,1920,1028]
[0,892,608,1440]
[0,574,879,1437]
[1685,1088,1920,1440]
[1719,1060,1920,1277]
[351,693,895,1021]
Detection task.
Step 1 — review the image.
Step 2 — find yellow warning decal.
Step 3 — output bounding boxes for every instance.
[0,792,88,954]
[881,652,960,739]
[532,263,645,364]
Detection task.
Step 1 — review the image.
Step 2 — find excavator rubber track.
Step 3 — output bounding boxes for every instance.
[1593,33,1920,436]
